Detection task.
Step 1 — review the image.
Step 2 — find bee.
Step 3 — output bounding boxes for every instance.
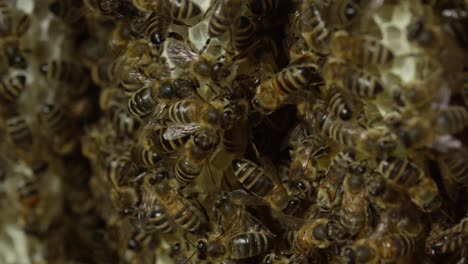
[207,0,242,39]
[124,230,157,264]
[339,164,368,236]
[17,174,40,210]
[130,145,161,169]
[407,20,466,72]
[100,88,141,136]
[299,1,330,54]
[377,157,441,212]
[434,106,468,135]
[0,7,29,69]
[426,216,468,255]
[252,64,321,112]
[317,152,353,212]
[322,0,360,29]
[6,112,34,151]
[38,103,78,155]
[132,0,201,19]
[437,147,468,188]
[90,59,121,88]
[322,59,384,99]
[85,0,141,18]
[221,99,249,157]
[140,126,190,156]
[366,172,407,211]
[288,138,330,189]
[0,74,26,106]
[174,128,219,185]
[127,82,176,118]
[291,218,347,260]
[232,158,274,197]
[39,60,90,96]
[138,191,175,234]
[231,16,257,52]
[142,170,206,233]
[143,12,168,47]
[263,252,291,264]
[231,160,301,216]
[163,99,222,140]
[196,224,273,261]
[324,86,354,121]
[329,30,394,66]
[343,233,416,263]
[248,0,279,16]
[166,40,232,83]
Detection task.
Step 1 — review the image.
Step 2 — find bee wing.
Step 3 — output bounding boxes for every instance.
[226,189,268,206]
[166,40,200,69]
[163,123,203,140]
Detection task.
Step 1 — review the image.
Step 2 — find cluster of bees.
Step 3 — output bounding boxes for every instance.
[0,0,468,263]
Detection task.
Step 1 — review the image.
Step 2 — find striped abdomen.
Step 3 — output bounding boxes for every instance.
[271,65,318,97]
[232,159,273,197]
[208,0,241,38]
[151,127,189,154]
[232,16,256,51]
[378,158,423,189]
[175,155,202,184]
[230,231,272,259]
[170,0,201,19]
[344,68,383,99]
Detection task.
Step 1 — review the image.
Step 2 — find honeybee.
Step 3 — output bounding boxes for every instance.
[163,99,222,139]
[90,59,121,88]
[140,125,190,155]
[324,86,354,121]
[130,145,161,169]
[231,16,257,52]
[100,88,141,136]
[0,74,26,106]
[138,193,175,234]
[288,137,330,188]
[248,0,279,15]
[84,0,141,18]
[39,60,90,96]
[329,30,394,66]
[206,0,242,39]
[366,172,408,211]
[141,170,206,233]
[437,147,468,190]
[252,64,321,112]
[325,61,384,101]
[426,216,468,255]
[231,159,301,216]
[407,19,466,72]
[143,12,168,47]
[195,224,273,261]
[132,0,201,20]
[127,82,176,118]
[322,0,361,29]
[317,152,353,212]
[38,103,78,155]
[174,128,219,185]
[263,252,291,264]
[124,230,157,264]
[6,112,35,155]
[166,39,232,83]
[291,218,347,261]
[343,233,416,263]
[377,157,441,212]
[339,164,369,236]
[0,7,29,69]
[433,106,468,135]
[221,99,249,157]
[299,1,330,54]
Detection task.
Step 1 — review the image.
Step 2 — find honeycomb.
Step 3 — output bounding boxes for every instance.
[0,0,467,263]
